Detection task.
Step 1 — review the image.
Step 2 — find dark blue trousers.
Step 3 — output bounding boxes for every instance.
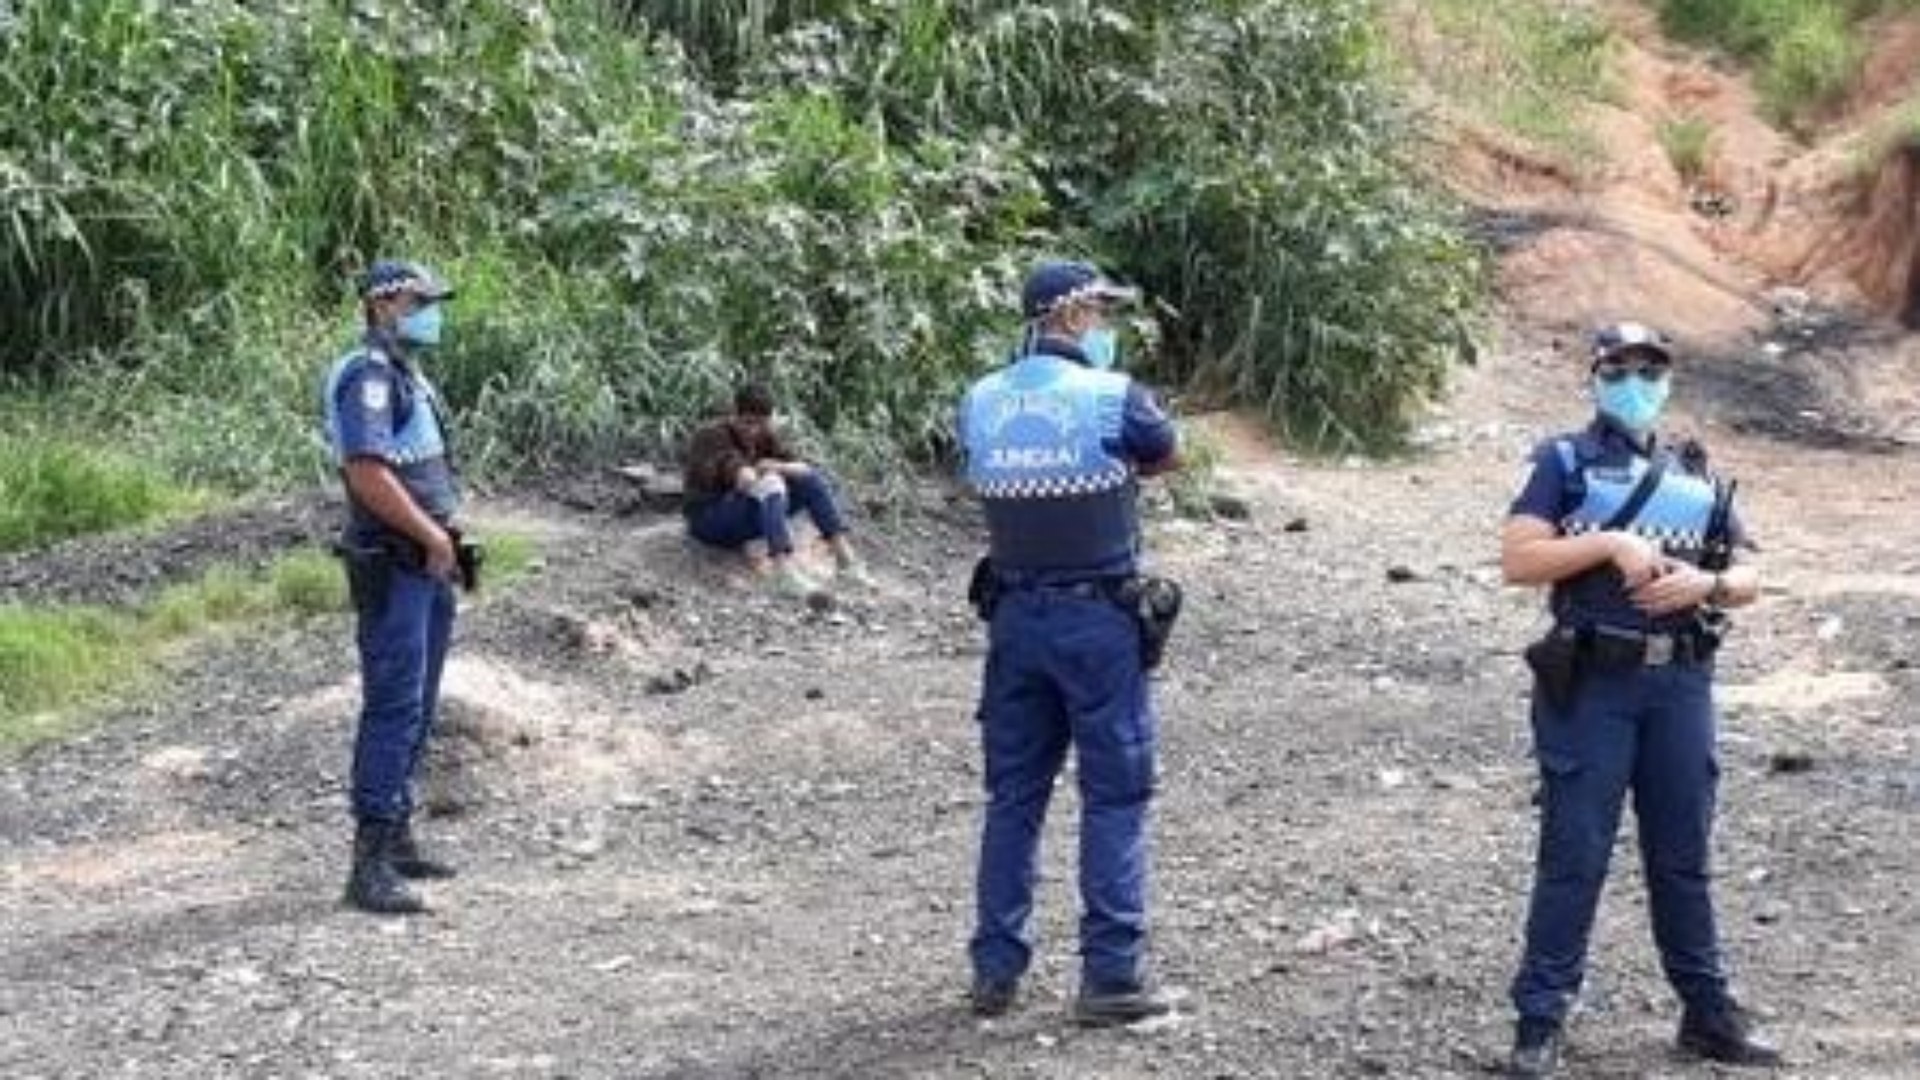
[970,588,1157,991]
[349,565,456,824]
[685,470,847,556]
[1511,661,1729,1022]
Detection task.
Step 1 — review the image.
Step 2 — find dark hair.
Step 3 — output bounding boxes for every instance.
[734,383,776,417]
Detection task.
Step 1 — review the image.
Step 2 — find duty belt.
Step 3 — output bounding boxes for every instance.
[1585,625,1712,668]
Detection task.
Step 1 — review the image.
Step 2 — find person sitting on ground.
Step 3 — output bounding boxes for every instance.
[681,383,871,596]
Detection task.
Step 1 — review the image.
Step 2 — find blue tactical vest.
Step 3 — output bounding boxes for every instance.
[961,354,1139,574]
[323,345,459,541]
[1550,436,1719,631]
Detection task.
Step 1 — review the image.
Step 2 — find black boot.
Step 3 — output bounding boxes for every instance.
[1507,1018,1563,1078]
[969,977,1019,1018]
[344,821,426,915]
[1071,980,1174,1027]
[1678,1002,1781,1067]
[390,822,456,880]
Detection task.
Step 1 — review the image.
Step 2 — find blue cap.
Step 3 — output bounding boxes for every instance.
[1021,260,1138,320]
[358,259,454,302]
[1591,322,1673,362]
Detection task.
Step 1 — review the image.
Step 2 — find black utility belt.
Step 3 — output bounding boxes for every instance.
[1567,624,1714,669]
[967,559,1184,671]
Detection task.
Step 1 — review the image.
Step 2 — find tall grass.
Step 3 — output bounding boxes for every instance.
[0,435,203,553]
[2,0,1482,514]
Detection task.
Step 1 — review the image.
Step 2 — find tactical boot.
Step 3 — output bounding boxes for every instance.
[390,822,456,880]
[1507,1018,1563,1078]
[969,978,1019,1018]
[1677,1002,1781,1067]
[344,821,426,915]
[1071,980,1174,1027]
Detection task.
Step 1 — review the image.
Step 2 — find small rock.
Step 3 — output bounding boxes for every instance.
[1208,491,1254,521]
[1768,751,1816,775]
[1283,517,1310,533]
[1385,565,1420,584]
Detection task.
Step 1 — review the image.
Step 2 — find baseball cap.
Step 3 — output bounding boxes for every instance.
[1590,322,1673,363]
[358,259,455,302]
[1021,260,1138,320]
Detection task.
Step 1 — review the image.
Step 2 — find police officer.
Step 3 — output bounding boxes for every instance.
[958,260,1181,1025]
[323,259,463,916]
[1501,323,1779,1075]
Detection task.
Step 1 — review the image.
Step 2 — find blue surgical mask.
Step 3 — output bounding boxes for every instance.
[1594,372,1670,432]
[397,302,444,347]
[1079,326,1119,370]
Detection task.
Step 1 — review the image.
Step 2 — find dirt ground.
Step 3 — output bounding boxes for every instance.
[3,309,1918,1079]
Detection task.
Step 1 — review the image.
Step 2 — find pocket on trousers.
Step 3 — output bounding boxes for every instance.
[344,559,391,620]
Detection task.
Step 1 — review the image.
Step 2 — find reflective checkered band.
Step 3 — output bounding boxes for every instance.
[1563,517,1704,549]
[976,463,1132,500]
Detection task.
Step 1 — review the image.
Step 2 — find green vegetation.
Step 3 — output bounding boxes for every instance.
[0,536,536,749]
[1658,114,1717,182]
[0,434,204,553]
[1,0,1480,518]
[1657,0,1920,122]
[1398,0,1619,162]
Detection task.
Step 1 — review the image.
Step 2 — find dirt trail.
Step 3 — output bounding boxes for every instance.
[3,317,1918,1077]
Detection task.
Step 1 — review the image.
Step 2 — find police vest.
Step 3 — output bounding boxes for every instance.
[323,347,449,468]
[1550,437,1720,629]
[961,354,1138,573]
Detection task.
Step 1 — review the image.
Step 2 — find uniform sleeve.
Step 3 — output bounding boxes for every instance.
[1507,440,1570,524]
[1117,382,1177,467]
[333,362,399,462]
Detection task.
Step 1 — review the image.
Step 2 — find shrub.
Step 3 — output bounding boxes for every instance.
[1659,114,1716,181]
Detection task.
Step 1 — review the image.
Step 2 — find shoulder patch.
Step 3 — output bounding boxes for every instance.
[360,378,391,412]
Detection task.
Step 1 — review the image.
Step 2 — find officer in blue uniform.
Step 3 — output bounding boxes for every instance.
[323,259,463,915]
[958,260,1182,1025]
[1501,324,1779,1075]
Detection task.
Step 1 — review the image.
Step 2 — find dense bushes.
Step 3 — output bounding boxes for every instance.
[0,0,1480,504]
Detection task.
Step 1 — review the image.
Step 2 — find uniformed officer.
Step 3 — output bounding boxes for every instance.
[958,260,1182,1025]
[1501,323,1779,1075]
[322,259,463,916]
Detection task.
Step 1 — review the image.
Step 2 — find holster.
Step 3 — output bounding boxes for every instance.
[967,557,999,621]
[1115,575,1183,672]
[1523,625,1582,711]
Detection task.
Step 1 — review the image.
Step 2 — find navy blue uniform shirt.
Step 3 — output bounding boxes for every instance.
[1510,416,1746,634]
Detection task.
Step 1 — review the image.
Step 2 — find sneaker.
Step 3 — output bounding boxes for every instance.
[769,562,825,600]
[1678,1002,1781,1067]
[969,978,1019,1018]
[1071,980,1174,1027]
[835,557,877,590]
[1507,1017,1563,1078]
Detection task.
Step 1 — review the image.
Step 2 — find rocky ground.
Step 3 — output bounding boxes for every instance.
[2,324,1918,1079]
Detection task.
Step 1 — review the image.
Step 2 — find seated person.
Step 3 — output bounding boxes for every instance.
[681,384,871,595]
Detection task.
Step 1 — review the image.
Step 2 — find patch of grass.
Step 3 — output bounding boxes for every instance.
[0,532,541,750]
[1400,0,1620,163]
[0,606,133,744]
[0,435,203,553]
[1657,0,1908,123]
[269,550,348,617]
[1659,114,1716,182]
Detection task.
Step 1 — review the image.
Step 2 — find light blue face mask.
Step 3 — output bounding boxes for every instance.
[1079,326,1119,370]
[1594,372,1670,432]
[397,302,444,347]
